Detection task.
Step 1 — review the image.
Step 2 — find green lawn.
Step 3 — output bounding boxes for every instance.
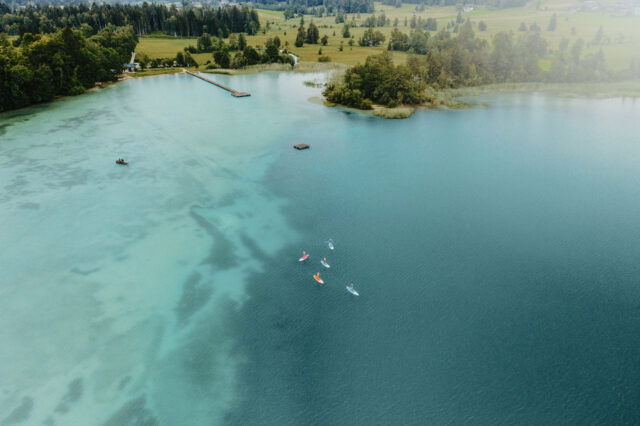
[137,0,640,71]
[136,37,197,58]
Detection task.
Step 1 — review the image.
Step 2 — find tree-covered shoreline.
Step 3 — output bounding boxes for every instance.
[0,2,265,112]
[0,25,137,112]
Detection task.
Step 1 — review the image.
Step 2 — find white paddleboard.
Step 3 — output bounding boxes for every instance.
[346,284,359,296]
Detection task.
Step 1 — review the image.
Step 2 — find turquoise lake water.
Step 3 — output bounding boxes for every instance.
[1,72,640,425]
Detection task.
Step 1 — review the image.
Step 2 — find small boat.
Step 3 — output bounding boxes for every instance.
[327,239,334,250]
[293,144,310,150]
[346,283,359,296]
[320,258,330,268]
[299,251,309,262]
[115,159,128,165]
[313,273,324,285]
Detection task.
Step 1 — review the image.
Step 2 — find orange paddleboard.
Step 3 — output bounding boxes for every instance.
[313,274,324,285]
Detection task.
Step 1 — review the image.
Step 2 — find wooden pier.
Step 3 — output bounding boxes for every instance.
[184,70,250,97]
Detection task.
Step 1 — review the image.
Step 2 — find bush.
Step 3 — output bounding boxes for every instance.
[213,49,231,68]
[372,106,415,119]
[69,85,86,96]
[358,28,386,46]
[318,55,331,62]
[323,83,371,109]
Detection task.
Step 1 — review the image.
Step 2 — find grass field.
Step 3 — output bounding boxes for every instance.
[136,0,640,71]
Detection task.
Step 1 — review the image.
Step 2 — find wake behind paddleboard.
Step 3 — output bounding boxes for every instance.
[327,239,334,250]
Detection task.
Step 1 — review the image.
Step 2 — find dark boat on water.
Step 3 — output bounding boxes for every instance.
[116,159,128,165]
[293,144,310,150]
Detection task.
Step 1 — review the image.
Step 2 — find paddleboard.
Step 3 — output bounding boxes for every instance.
[299,254,309,262]
[346,284,359,296]
[313,275,324,285]
[328,239,334,250]
[320,259,330,268]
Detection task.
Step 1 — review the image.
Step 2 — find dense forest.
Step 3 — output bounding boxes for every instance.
[0,0,531,19]
[3,0,529,6]
[0,3,260,37]
[324,21,618,109]
[0,25,136,112]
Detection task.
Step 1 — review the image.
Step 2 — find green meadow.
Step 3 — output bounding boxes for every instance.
[136,0,640,71]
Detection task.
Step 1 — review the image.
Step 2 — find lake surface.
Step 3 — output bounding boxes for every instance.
[1,72,640,425]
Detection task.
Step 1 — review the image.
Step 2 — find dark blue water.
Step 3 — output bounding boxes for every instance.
[1,73,639,425]
[227,94,640,425]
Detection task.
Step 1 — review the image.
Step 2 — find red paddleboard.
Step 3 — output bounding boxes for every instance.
[299,254,309,262]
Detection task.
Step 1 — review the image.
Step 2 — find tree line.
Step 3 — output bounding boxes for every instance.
[247,0,373,15]
[247,0,527,17]
[0,25,137,112]
[384,0,526,6]
[324,21,617,109]
[146,34,293,70]
[200,33,293,69]
[0,3,260,37]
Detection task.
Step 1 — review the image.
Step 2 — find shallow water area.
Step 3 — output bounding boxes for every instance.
[1,73,640,425]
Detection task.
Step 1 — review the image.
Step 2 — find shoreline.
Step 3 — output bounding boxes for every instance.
[310,97,470,120]
[126,61,346,79]
[322,79,640,119]
[201,61,347,75]
[3,67,639,117]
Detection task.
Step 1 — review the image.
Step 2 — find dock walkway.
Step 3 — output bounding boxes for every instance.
[184,70,250,97]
